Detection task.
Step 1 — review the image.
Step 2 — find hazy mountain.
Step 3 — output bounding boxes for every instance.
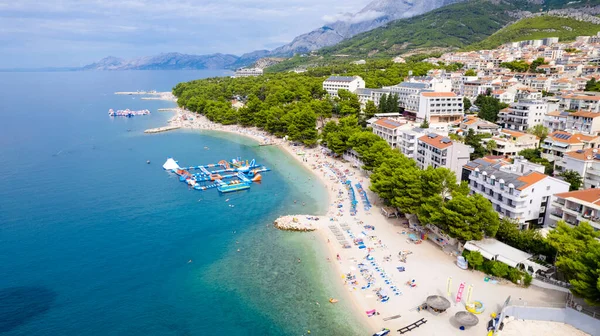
[82,53,240,70]
[268,0,465,56]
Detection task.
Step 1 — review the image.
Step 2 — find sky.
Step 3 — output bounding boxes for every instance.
[0,0,371,68]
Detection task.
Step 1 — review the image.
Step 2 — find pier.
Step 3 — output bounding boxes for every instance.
[144,126,181,134]
[115,91,159,95]
[157,108,178,112]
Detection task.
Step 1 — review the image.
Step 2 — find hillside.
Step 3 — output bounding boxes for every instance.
[311,1,517,59]
[267,0,600,72]
[466,15,600,50]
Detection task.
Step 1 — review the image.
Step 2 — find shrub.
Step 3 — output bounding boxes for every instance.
[523,273,533,287]
[507,268,523,284]
[465,251,484,270]
[490,261,509,278]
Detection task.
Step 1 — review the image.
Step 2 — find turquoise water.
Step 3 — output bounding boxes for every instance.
[0,71,366,335]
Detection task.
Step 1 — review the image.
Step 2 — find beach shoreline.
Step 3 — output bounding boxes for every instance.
[151,106,572,336]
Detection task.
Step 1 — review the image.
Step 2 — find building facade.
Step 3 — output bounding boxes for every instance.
[482,129,539,157]
[417,92,464,124]
[541,131,599,162]
[371,118,406,149]
[549,189,600,230]
[498,100,548,132]
[416,133,472,176]
[322,76,365,97]
[464,157,570,229]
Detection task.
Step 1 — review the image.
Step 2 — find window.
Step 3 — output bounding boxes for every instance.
[546,186,550,191]
[530,200,533,204]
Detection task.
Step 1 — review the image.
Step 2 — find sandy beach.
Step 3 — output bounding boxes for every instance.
[157,108,573,336]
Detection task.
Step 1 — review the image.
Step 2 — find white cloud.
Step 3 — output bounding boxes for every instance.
[322,9,384,24]
[0,0,373,67]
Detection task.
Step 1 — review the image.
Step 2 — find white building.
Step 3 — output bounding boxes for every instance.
[417,92,464,124]
[565,111,600,135]
[498,100,548,132]
[549,189,600,230]
[482,129,539,157]
[416,133,472,176]
[464,157,570,229]
[541,131,600,163]
[543,110,568,133]
[371,118,406,149]
[322,76,365,97]
[556,148,600,188]
[383,77,452,118]
[560,94,600,112]
[455,115,500,135]
[234,68,263,77]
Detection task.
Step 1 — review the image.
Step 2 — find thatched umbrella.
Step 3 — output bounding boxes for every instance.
[426,295,451,311]
[454,311,479,327]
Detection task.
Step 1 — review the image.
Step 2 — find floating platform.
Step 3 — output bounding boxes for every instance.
[109,108,150,117]
[163,157,270,193]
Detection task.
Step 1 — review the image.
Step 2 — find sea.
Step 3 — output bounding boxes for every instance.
[0,71,367,336]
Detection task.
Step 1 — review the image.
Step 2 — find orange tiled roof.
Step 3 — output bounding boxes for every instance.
[564,148,596,161]
[555,188,600,206]
[569,111,600,118]
[563,95,600,101]
[547,131,598,144]
[516,171,547,190]
[501,129,530,138]
[373,118,404,129]
[417,134,453,149]
[546,110,563,117]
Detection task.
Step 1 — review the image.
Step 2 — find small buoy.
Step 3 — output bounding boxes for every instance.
[147,160,151,164]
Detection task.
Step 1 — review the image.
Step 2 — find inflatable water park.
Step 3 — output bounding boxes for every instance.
[108,108,150,117]
[162,157,270,193]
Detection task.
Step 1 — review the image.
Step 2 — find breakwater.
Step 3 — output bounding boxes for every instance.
[274,215,323,231]
[144,125,181,133]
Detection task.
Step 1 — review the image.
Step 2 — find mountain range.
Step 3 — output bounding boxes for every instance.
[8,0,597,72]
[78,0,469,71]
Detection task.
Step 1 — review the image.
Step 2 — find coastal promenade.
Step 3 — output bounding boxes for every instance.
[147,108,571,335]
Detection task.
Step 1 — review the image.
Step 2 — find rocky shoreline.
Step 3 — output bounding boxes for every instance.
[273,215,324,232]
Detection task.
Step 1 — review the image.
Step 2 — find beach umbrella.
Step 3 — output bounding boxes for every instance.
[426,295,451,311]
[454,311,479,327]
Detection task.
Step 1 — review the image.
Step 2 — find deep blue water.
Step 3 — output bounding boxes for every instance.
[0,71,366,335]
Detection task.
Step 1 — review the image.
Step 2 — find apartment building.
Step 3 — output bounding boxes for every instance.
[555,148,600,188]
[464,157,570,229]
[482,129,539,157]
[417,92,464,124]
[543,110,568,133]
[526,77,552,92]
[463,81,493,100]
[560,94,600,112]
[455,115,500,135]
[549,189,600,230]
[565,111,600,135]
[416,133,472,176]
[491,90,515,104]
[382,77,452,116]
[541,131,600,162]
[497,100,548,132]
[356,88,391,107]
[371,118,406,149]
[322,76,365,97]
